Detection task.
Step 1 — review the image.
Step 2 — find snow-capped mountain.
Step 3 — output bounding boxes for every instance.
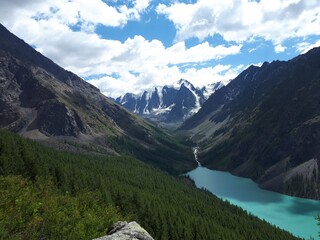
[115,79,224,127]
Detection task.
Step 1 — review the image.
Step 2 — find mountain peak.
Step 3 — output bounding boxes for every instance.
[178,78,192,85]
[116,79,224,128]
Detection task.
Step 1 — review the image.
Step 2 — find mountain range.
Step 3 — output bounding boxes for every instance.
[1,21,320,199]
[115,80,223,128]
[1,22,320,201]
[180,48,320,199]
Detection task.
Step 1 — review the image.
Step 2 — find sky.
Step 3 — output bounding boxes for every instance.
[1,0,320,98]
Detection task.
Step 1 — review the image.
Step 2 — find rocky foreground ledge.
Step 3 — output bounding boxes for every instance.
[93,221,154,240]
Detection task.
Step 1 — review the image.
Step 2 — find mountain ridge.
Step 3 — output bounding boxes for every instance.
[180,47,320,199]
[0,24,96,91]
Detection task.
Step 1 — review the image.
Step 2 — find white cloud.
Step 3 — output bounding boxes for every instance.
[0,0,244,98]
[82,37,241,97]
[167,42,242,64]
[88,65,181,97]
[7,0,317,100]
[0,0,151,31]
[88,64,245,97]
[1,15,241,98]
[180,64,245,87]
[274,44,286,53]
[157,0,320,46]
[296,40,320,54]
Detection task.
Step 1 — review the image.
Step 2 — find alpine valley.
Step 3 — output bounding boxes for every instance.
[0,23,319,240]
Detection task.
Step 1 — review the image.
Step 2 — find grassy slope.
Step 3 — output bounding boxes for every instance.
[0,130,298,240]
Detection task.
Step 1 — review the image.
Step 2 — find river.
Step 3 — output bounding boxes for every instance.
[187,148,320,239]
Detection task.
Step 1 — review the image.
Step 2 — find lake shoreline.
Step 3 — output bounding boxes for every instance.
[187,166,320,239]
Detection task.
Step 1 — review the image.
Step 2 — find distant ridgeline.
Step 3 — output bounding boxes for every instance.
[0,130,298,240]
[180,47,320,200]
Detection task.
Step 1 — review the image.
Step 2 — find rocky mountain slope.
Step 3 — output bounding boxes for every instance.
[180,48,320,199]
[115,80,223,128]
[0,24,195,174]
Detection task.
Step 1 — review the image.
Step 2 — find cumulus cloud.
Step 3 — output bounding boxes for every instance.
[167,42,242,64]
[5,0,303,98]
[157,0,320,49]
[88,65,181,97]
[88,64,245,97]
[274,44,286,53]
[180,64,245,87]
[0,0,151,30]
[0,0,242,98]
[84,34,243,97]
[296,40,320,54]
[82,37,241,97]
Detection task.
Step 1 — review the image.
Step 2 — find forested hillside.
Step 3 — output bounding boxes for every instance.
[0,130,298,240]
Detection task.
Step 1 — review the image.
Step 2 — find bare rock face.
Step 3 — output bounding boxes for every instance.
[30,100,85,137]
[93,221,154,240]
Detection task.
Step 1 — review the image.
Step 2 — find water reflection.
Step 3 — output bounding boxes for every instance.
[189,167,284,203]
[187,166,320,239]
[288,197,320,215]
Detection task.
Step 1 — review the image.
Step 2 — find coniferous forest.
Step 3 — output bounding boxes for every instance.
[0,130,299,239]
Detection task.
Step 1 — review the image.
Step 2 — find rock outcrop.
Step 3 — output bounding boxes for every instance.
[94,221,154,240]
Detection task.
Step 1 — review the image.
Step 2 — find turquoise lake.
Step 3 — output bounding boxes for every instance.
[187,166,320,239]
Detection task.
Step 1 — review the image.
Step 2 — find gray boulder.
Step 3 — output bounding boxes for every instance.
[93,221,154,240]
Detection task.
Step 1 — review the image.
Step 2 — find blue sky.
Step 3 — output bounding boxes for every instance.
[1,0,320,97]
